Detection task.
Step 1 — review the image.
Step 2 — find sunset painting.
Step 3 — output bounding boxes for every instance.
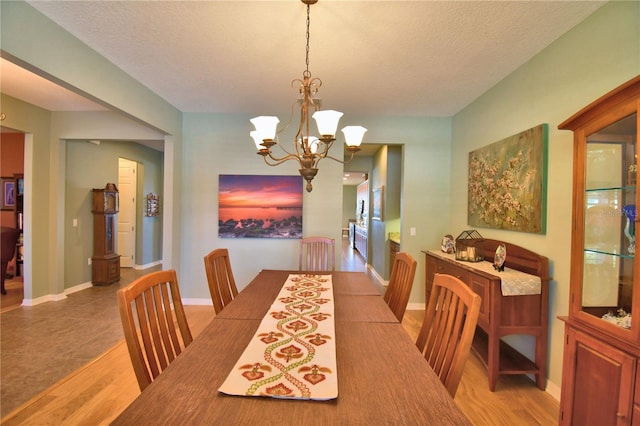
[218,175,303,239]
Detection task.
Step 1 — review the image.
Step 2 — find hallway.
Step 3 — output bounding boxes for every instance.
[0,238,370,417]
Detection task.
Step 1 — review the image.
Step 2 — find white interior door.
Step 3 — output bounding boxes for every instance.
[118,158,137,268]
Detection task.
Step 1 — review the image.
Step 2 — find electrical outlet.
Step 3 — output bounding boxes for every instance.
[410,227,416,236]
[88,258,92,266]
[73,218,78,227]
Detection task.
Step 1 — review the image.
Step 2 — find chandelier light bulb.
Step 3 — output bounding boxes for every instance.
[312,110,343,137]
[250,116,280,140]
[308,137,320,154]
[299,136,320,154]
[250,131,265,150]
[341,126,367,147]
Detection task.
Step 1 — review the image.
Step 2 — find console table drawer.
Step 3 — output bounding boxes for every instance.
[435,261,468,283]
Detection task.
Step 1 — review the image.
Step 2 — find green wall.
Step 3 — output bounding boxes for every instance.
[1,0,182,299]
[450,0,639,395]
[65,140,163,287]
[178,112,451,299]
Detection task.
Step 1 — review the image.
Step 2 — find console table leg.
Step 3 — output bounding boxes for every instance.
[488,333,499,391]
[535,337,546,390]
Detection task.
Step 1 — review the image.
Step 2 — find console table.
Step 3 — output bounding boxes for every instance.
[423,239,550,391]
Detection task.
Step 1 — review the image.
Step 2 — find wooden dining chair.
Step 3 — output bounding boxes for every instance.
[299,236,336,271]
[383,251,417,321]
[415,273,481,397]
[203,248,238,314]
[116,269,193,392]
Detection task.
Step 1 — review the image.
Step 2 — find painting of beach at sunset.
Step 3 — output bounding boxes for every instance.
[218,175,303,239]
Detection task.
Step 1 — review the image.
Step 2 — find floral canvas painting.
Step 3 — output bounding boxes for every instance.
[467,124,548,234]
[219,175,303,239]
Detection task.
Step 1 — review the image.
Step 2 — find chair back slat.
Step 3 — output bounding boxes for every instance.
[159,282,183,358]
[204,248,239,314]
[146,283,181,368]
[117,269,193,391]
[383,252,417,321]
[299,237,336,272]
[416,273,481,397]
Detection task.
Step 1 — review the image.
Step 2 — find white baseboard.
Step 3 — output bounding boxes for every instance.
[406,302,424,311]
[65,281,93,295]
[368,265,387,289]
[21,281,94,306]
[134,260,163,270]
[22,292,66,306]
[21,262,165,307]
[182,298,213,306]
[545,379,561,401]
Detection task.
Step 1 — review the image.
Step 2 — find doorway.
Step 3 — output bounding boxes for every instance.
[0,130,25,311]
[118,158,137,268]
[343,144,403,280]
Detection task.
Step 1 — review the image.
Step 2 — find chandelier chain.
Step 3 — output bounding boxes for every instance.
[305,3,311,77]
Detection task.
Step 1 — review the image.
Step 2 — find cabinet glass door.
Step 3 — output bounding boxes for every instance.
[583,112,637,329]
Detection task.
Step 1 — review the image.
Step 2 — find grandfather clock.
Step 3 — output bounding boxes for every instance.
[92,183,120,285]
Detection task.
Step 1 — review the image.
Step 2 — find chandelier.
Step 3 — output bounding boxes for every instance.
[250,0,367,193]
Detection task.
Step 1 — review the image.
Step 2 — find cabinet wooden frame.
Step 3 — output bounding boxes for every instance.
[558,75,640,425]
[565,100,640,343]
[559,319,636,425]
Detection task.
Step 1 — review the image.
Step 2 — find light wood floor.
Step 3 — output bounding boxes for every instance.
[1,306,559,425]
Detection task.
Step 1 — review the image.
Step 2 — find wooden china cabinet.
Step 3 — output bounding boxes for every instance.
[91,183,120,285]
[559,76,640,426]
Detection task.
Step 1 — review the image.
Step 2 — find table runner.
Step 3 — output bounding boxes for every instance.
[429,250,541,296]
[218,274,337,400]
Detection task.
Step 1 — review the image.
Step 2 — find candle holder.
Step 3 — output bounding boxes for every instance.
[455,230,484,262]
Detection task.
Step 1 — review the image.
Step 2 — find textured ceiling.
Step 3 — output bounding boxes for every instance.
[8,0,606,118]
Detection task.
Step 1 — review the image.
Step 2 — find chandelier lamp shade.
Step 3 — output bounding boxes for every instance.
[250,0,367,193]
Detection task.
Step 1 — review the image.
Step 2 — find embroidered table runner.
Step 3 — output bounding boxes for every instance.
[219,274,337,400]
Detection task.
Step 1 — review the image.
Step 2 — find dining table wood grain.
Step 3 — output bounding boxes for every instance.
[112,270,471,425]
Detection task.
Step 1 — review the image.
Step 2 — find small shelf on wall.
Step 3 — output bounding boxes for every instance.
[145,193,160,217]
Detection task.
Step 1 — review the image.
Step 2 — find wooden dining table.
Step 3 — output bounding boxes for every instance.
[112,270,471,425]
